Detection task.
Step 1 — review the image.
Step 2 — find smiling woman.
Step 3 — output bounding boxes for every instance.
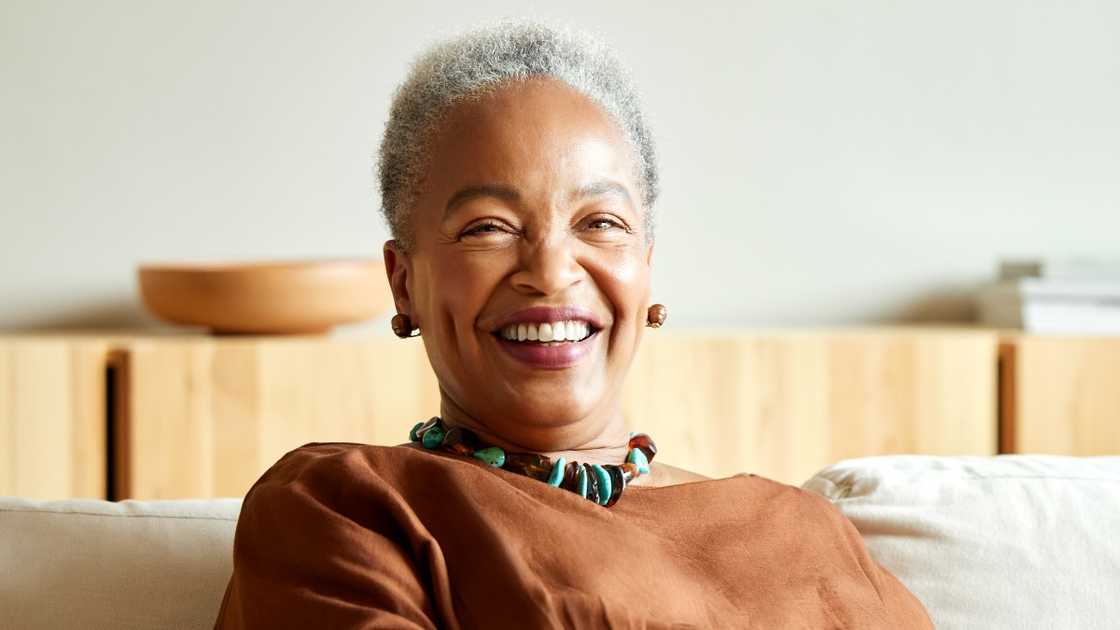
[214,20,932,629]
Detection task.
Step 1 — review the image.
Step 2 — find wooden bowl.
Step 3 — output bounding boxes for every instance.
[138,259,391,335]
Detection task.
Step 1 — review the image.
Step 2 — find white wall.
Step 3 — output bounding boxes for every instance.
[2,0,1117,331]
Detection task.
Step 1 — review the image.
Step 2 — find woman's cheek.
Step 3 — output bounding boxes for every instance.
[602,249,649,309]
[435,254,505,329]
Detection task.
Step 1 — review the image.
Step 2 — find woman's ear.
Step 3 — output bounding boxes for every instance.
[383,240,412,316]
[645,241,655,266]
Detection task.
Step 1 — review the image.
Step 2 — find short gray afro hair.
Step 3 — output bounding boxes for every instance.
[377,19,659,249]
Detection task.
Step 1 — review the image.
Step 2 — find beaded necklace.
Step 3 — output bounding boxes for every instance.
[408,417,657,507]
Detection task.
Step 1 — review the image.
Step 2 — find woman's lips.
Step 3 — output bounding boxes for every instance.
[493,331,599,369]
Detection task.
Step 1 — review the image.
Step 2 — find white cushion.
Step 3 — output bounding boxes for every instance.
[803,455,1120,630]
[0,497,241,630]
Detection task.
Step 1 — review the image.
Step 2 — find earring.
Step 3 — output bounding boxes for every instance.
[391,313,419,338]
[646,304,667,328]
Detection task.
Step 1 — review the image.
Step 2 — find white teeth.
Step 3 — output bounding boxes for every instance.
[497,320,594,343]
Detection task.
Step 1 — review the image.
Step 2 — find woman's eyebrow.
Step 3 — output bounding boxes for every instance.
[442,180,632,220]
[443,184,521,219]
[571,180,633,206]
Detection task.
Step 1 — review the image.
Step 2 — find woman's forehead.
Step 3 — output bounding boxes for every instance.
[420,78,642,205]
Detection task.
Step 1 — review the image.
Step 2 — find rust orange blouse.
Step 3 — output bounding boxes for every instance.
[214,442,932,629]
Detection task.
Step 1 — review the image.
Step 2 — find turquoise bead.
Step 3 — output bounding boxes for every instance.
[627,447,650,474]
[473,446,506,467]
[575,465,588,498]
[421,426,444,449]
[591,464,612,506]
[546,456,566,487]
[409,421,424,442]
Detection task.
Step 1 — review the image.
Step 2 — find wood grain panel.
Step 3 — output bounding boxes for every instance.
[123,336,440,499]
[624,330,999,484]
[0,337,109,498]
[1010,336,1120,455]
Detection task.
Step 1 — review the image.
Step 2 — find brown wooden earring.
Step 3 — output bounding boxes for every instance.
[646,304,667,328]
[391,313,418,338]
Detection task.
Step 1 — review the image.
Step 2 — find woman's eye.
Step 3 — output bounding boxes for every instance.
[586,217,627,231]
[462,222,506,237]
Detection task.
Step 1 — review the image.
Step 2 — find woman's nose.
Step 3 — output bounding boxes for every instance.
[509,233,583,297]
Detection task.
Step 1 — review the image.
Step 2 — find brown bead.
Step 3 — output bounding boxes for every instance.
[604,465,626,507]
[646,304,667,328]
[620,462,640,481]
[441,426,464,447]
[628,433,658,462]
[560,461,581,492]
[442,426,480,456]
[447,443,472,456]
[583,464,600,504]
[503,453,553,481]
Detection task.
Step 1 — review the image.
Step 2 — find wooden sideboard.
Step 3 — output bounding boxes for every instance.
[2,328,1116,500]
[117,336,440,499]
[1000,335,1120,455]
[0,337,111,499]
[621,330,996,484]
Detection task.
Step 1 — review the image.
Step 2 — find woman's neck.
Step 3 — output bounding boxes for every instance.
[437,396,633,468]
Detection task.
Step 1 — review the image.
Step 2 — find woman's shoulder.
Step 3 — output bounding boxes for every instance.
[241,442,437,506]
[646,467,855,528]
[708,473,914,594]
[230,442,471,546]
[258,441,409,474]
[635,461,711,487]
[726,470,853,522]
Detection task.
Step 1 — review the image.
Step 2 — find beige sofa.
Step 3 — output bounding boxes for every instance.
[3,455,1118,629]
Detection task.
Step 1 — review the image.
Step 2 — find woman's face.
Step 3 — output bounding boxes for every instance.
[384,77,653,450]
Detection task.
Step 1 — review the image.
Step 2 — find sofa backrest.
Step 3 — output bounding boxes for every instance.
[5,455,1119,629]
[0,497,241,630]
[804,454,1120,630]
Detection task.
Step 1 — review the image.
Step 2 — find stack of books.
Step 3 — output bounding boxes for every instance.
[977,259,1120,333]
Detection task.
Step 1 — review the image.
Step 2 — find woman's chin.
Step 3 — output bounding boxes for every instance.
[466,330,616,434]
